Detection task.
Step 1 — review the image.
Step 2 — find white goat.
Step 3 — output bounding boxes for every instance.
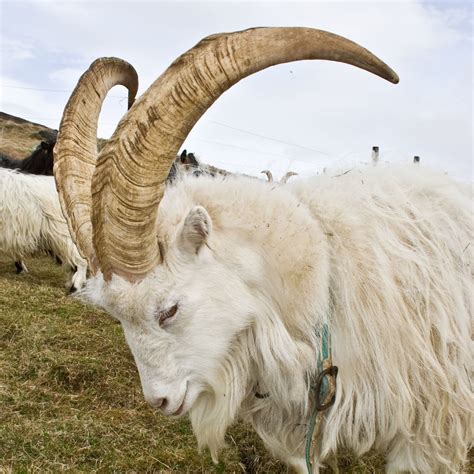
[54,28,472,472]
[0,168,87,292]
[261,170,298,183]
[280,171,298,183]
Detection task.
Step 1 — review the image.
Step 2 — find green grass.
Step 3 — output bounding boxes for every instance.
[1,256,471,472]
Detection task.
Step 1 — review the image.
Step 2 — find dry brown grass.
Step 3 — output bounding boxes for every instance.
[0,114,54,160]
[0,256,388,472]
[4,257,470,472]
[0,256,286,472]
[0,113,107,160]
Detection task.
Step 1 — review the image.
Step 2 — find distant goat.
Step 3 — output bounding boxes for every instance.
[168,150,230,183]
[167,150,201,183]
[0,168,87,292]
[261,169,298,183]
[280,171,298,183]
[0,132,57,175]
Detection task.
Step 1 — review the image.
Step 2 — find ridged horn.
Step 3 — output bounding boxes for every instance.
[91,27,399,282]
[281,171,298,184]
[261,170,274,182]
[54,58,139,274]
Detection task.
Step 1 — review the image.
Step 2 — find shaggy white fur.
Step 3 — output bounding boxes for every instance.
[81,165,472,472]
[0,168,87,291]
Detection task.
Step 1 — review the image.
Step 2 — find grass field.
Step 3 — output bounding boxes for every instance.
[1,257,473,472]
[0,113,107,161]
[0,115,53,160]
[0,256,393,473]
[0,256,288,472]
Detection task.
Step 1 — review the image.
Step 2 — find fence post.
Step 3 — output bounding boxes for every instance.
[372,146,379,166]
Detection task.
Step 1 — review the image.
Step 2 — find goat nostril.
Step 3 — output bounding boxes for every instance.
[153,397,168,410]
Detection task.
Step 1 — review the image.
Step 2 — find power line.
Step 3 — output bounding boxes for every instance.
[191,137,311,161]
[1,83,126,99]
[207,119,331,157]
[2,115,322,161]
[1,83,332,157]
[9,117,121,126]
[1,84,76,93]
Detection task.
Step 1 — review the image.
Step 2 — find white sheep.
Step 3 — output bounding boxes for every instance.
[0,168,87,292]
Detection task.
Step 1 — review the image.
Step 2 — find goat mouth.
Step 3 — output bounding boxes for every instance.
[170,383,188,417]
[171,398,186,417]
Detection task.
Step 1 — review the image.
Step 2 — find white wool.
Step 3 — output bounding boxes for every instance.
[0,168,87,291]
[81,165,472,472]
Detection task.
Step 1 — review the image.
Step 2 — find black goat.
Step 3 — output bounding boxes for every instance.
[0,132,57,175]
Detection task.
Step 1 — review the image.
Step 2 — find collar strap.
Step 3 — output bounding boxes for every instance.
[305,323,338,473]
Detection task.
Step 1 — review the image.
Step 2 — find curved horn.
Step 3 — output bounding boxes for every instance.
[54,58,138,274]
[92,27,399,281]
[280,171,298,184]
[261,170,274,182]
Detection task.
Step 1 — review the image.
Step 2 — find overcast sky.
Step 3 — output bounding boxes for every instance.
[0,0,472,180]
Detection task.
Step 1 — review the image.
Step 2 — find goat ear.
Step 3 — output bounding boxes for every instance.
[187,152,198,166]
[179,206,212,256]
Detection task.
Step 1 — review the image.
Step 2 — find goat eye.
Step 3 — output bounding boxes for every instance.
[156,303,178,327]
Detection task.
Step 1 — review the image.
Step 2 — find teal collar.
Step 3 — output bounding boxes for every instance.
[305,323,338,473]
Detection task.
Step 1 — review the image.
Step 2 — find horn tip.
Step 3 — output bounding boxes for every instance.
[387,70,400,84]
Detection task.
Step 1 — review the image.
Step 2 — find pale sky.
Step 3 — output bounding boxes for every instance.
[0,0,472,181]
